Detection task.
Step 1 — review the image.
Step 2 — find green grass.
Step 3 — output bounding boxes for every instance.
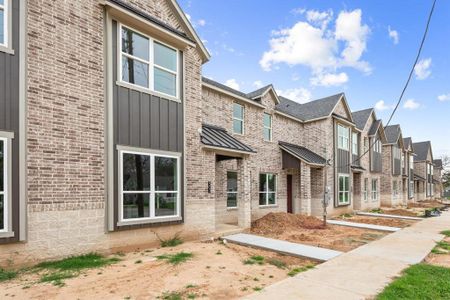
[267,258,287,269]
[156,252,193,265]
[243,256,265,265]
[370,208,384,213]
[253,286,263,291]
[440,230,450,237]
[160,237,183,248]
[377,264,450,299]
[0,268,17,282]
[160,291,182,300]
[287,265,315,277]
[40,271,77,286]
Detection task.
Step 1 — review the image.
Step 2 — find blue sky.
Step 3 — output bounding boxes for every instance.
[179,0,450,158]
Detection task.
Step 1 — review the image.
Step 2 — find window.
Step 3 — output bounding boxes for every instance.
[352,132,358,155]
[226,171,237,208]
[373,138,382,153]
[259,173,276,206]
[232,103,244,134]
[0,0,7,47]
[263,113,272,141]
[409,180,414,198]
[119,150,180,223]
[393,180,398,199]
[409,155,414,170]
[0,138,8,232]
[337,125,349,150]
[401,153,405,174]
[364,178,368,201]
[372,179,378,201]
[338,174,350,205]
[120,25,179,98]
[364,137,368,150]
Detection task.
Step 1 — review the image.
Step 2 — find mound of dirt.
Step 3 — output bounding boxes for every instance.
[251,212,325,235]
[382,209,418,217]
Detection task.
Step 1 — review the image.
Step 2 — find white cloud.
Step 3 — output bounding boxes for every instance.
[438,94,450,102]
[403,99,420,110]
[225,79,240,91]
[388,26,399,44]
[375,100,394,111]
[253,80,264,88]
[198,19,206,26]
[259,8,371,82]
[277,88,312,104]
[414,58,432,80]
[291,8,306,15]
[310,72,348,86]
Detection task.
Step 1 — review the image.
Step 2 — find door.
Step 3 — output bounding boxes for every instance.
[287,175,293,213]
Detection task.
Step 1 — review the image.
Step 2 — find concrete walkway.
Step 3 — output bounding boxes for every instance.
[223,233,342,261]
[327,219,400,232]
[246,211,449,300]
[357,211,423,221]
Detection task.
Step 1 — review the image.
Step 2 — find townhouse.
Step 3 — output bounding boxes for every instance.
[403,137,415,202]
[0,0,444,265]
[413,141,434,201]
[433,159,443,198]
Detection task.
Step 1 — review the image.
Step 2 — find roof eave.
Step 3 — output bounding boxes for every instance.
[202,82,266,109]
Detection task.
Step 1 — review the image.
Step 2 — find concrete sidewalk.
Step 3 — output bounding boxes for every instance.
[245,211,449,300]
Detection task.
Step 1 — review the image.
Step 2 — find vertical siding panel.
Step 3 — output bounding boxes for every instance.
[118,87,129,145]
[177,104,183,152]
[168,100,177,151]
[150,96,160,149]
[129,90,140,146]
[0,54,5,129]
[140,93,150,148]
[159,98,169,151]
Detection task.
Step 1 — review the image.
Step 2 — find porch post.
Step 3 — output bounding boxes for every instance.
[237,158,251,228]
[300,162,312,215]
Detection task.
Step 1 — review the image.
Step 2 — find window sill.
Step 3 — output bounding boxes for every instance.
[227,207,238,211]
[259,204,278,209]
[117,216,182,227]
[0,231,15,239]
[0,45,15,55]
[115,81,181,103]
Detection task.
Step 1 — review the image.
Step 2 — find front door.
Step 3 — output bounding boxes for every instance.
[287,175,293,213]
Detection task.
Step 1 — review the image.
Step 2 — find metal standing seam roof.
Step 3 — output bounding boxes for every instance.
[279,141,326,166]
[276,93,344,122]
[413,141,432,161]
[201,124,255,153]
[414,173,426,181]
[351,108,374,131]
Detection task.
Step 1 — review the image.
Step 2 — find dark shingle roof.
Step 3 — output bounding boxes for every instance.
[384,125,401,144]
[276,93,344,122]
[351,108,373,131]
[246,85,273,99]
[434,159,443,168]
[279,141,326,166]
[368,120,382,136]
[403,137,413,151]
[201,124,255,153]
[413,141,431,161]
[202,77,249,98]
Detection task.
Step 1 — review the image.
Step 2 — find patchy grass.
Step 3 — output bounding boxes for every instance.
[156,252,193,265]
[370,208,384,214]
[377,264,450,299]
[432,241,450,255]
[440,230,450,237]
[215,250,222,255]
[243,255,265,265]
[0,268,17,282]
[160,291,182,300]
[158,233,183,248]
[287,265,315,277]
[267,258,287,269]
[340,213,353,218]
[253,286,263,292]
[40,271,77,286]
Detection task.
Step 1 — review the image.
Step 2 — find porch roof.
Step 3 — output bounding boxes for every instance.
[351,165,366,173]
[414,173,426,181]
[279,141,326,167]
[201,124,256,154]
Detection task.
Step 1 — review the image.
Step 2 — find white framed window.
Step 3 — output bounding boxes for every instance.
[409,154,414,170]
[263,113,272,141]
[393,180,398,199]
[232,103,244,134]
[226,171,237,208]
[338,174,350,205]
[373,138,382,153]
[0,0,8,48]
[259,173,276,206]
[119,24,179,99]
[409,180,414,198]
[364,178,368,202]
[0,137,9,233]
[337,125,349,151]
[372,179,378,201]
[119,149,180,224]
[352,132,358,155]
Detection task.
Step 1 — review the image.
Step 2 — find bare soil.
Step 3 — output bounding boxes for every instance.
[380,208,420,217]
[250,213,387,252]
[0,241,315,300]
[408,200,446,209]
[336,215,417,228]
[424,237,450,268]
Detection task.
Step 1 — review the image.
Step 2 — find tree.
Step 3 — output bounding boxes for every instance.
[441,155,450,189]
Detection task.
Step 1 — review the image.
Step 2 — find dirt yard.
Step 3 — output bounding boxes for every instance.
[336,215,417,228]
[250,213,387,252]
[0,241,316,300]
[380,208,420,217]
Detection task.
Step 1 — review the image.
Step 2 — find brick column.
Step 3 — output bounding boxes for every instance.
[237,158,251,228]
[300,162,311,215]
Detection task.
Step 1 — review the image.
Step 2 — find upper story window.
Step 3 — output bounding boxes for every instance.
[352,132,358,155]
[337,125,349,151]
[393,146,401,160]
[0,0,7,47]
[232,103,244,134]
[373,138,382,153]
[263,113,272,141]
[409,154,414,169]
[120,25,179,98]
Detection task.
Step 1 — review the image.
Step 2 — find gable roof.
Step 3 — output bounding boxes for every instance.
[384,125,403,145]
[246,85,280,104]
[276,93,348,122]
[403,137,414,152]
[351,108,374,131]
[413,141,433,161]
[434,159,443,168]
[368,119,388,143]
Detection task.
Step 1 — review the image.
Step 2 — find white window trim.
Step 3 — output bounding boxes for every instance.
[263,113,272,141]
[259,173,277,207]
[371,179,378,201]
[363,178,368,202]
[117,23,180,100]
[0,0,12,53]
[0,136,12,235]
[338,173,350,205]
[392,180,398,199]
[232,103,244,135]
[337,125,349,151]
[118,149,181,226]
[352,132,358,155]
[226,171,238,209]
